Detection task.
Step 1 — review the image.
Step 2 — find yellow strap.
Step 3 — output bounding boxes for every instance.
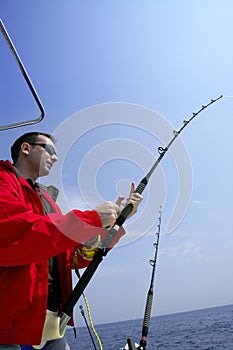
[82,293,103,350]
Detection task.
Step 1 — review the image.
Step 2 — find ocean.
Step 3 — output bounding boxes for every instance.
[65,304,233,349]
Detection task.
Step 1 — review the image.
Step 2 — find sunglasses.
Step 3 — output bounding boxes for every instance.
[29,143,57,156]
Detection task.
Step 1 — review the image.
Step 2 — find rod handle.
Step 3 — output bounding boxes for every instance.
[127,338,137,350]
[116,178,148,227]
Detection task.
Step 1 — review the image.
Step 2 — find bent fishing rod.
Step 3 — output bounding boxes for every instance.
[0,19,45,130]
[127,207,162,350]
[58,95,223,333]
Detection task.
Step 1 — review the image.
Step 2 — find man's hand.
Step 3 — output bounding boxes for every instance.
[95,182,143,228]
[115,182,143,220]
[95,201,122,229]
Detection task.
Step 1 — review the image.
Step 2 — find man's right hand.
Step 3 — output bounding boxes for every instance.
[95,201,120,229]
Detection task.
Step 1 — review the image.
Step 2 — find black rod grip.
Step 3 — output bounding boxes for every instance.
[127,338,137,350]
[116,203,133,226]
[115,178,148,227]
[142,292,153,338]
[61,249,103,316]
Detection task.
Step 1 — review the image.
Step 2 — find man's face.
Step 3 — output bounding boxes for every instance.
[28,134,58,177]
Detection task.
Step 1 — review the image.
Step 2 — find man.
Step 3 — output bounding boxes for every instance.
[0,132,143,349]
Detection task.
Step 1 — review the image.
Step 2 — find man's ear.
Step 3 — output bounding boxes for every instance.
[21,142,30,156]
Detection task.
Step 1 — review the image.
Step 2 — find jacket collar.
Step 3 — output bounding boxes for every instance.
[12,163,59,202]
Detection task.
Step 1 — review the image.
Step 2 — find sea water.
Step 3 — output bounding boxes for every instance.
[65,304,233,349]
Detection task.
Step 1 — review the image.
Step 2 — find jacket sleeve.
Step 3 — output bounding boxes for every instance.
[0,168,117,266]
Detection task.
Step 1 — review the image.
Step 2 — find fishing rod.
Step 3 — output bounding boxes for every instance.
[0,19,45,130]
[79,305,98,350]
[58,95,223,334]
[127,207,162,350]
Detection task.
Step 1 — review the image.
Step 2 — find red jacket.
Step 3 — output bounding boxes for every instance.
[0,160,124,345]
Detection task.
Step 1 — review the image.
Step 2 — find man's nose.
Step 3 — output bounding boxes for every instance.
[51,154,58,163]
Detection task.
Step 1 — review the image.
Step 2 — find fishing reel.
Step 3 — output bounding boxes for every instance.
[77,235,101,261]
[120,339,139,350]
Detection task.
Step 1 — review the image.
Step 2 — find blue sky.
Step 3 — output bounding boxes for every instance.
[1,0,233,330]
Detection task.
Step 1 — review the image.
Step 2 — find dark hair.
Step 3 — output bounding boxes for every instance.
[11,132,55,163]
